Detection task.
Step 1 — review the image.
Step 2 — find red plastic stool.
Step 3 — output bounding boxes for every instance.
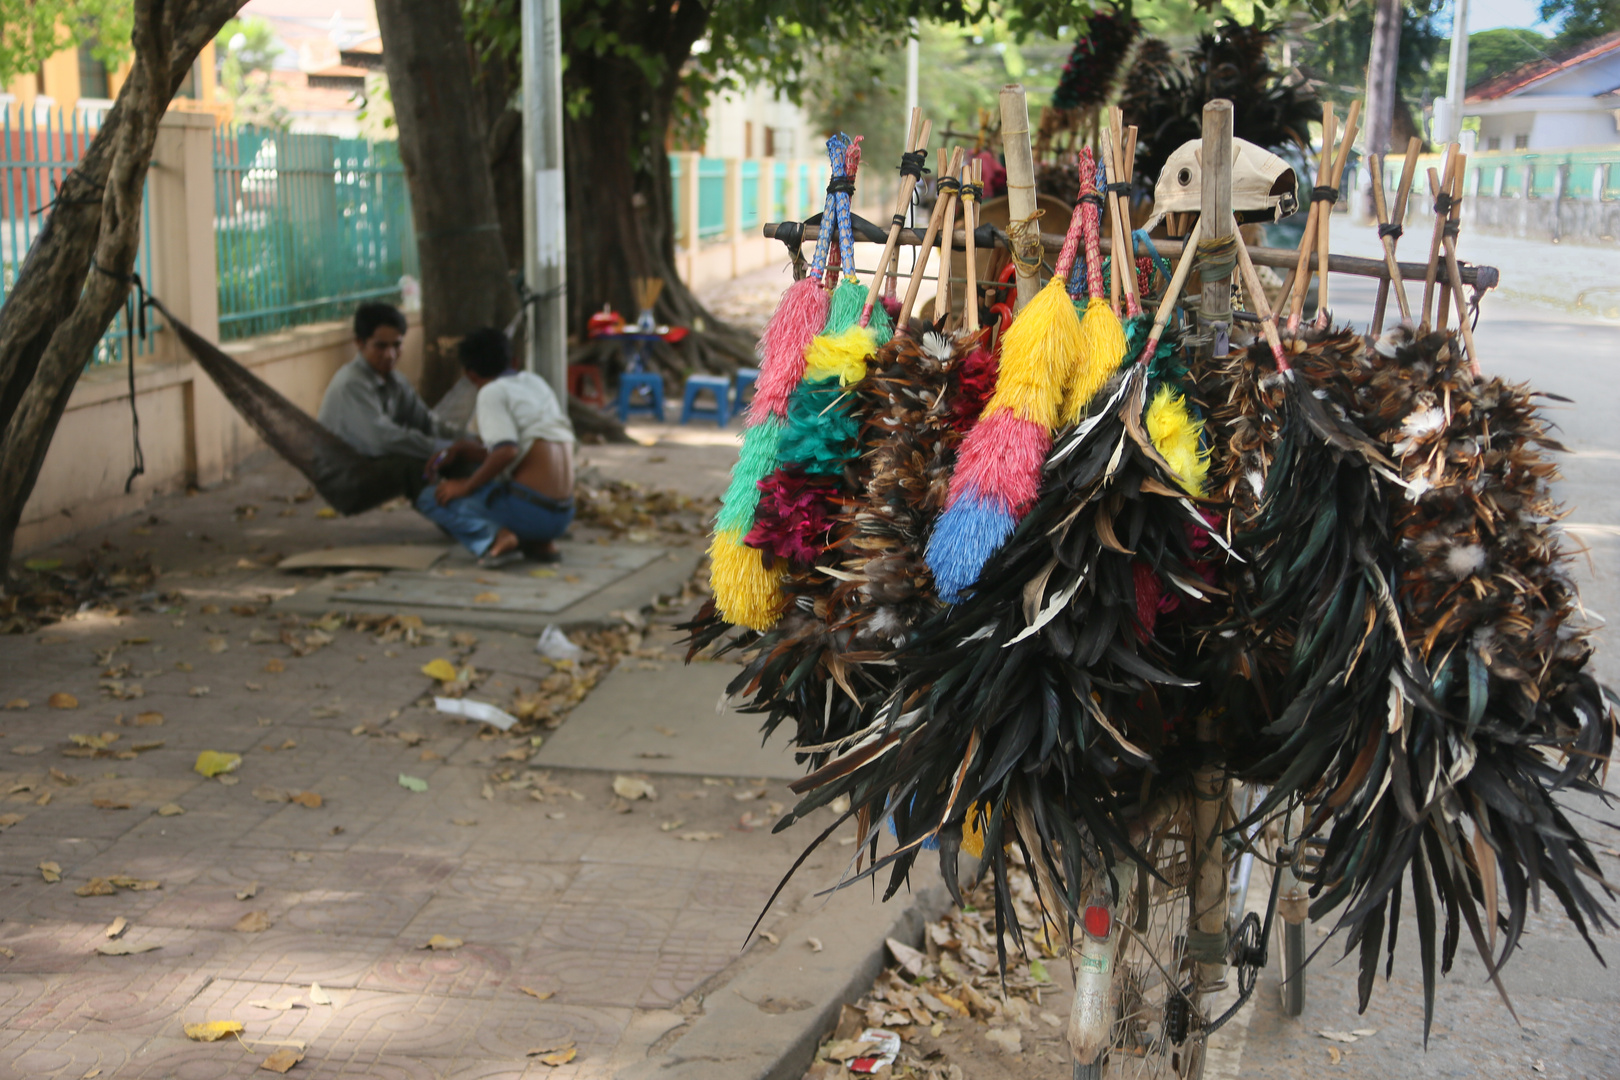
[568,363,608,408]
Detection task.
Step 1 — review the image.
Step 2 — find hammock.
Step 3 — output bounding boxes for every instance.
[150,296,420,515]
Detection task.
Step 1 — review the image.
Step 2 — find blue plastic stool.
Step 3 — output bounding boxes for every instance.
[732,367,760,415]
[617,371,665,422]
[680,374,733,426]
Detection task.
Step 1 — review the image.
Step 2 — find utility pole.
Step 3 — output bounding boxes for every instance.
[522,0,567,400]
[1440,0,1471,144]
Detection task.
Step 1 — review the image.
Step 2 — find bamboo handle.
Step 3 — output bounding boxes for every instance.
[1441,164,1481,375]
[1287,102,1336,328]
[1369,157,1410,331]
[999,84,1040,312]
[1105,127,1122,312]
[1122,123,1141,314]
[899,146,963,324]
[1315,99,1361,320]
[963,159,981,334]
[1141,215,1205,352]
[1421,145,1458,328]
[1436,153,1466,332]
[936,154,960,327]
[862,111,930,326]
[1231,216,1288,370]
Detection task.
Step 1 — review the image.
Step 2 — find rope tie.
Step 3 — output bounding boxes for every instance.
[896,149,930,179]
[1005,210,1047,280]
[936,176,961,196]
[1377,222,1404,240]
[826,176,856,196]
[1078,192,1106,209]
[965,182,984,202]
[1194,234,1238,282]
[1433,192,1456,216]
[1103,182,1132,197]
[92,262,150,494]
[1442,220,1460,239]
[1311,185,1340,205]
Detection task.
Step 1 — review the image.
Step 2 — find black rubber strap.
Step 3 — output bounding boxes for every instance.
[1377,222,1403,240]
[936,177,960,195]
[1311,185,1340,204]
[1442,220,1460,238]
[827,176,856,196]
[1079,192,1105,208]
[897,149,930,179]
[1104,182,1132,196]
[1433,192,1456,215]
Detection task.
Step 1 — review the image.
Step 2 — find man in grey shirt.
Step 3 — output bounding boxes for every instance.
[317,303,463,498]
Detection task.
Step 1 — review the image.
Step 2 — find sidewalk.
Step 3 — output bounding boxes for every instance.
[0,426,936,1078]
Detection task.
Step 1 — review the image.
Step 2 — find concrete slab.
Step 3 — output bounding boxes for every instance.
[277,543,451,571]
[273,541,702,633]
[534,659,801,781]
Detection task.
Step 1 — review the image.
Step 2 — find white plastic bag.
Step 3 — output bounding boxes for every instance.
[535,625,585,663]
[434,696,518,731]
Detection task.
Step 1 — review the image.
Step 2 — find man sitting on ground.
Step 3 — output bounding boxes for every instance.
[317,302,464,497]
[416,328,575,566]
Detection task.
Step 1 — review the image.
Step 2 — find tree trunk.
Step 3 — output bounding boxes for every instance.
[562,7,755,379]
[374,0,518,403]
[1361,0,1403,215]
[0,0,245,573]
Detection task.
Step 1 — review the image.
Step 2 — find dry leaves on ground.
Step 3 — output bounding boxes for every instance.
[97,940,160,956]
[234,911,273,933]
[184,1020,244,1042]
[519,986,555,1000]
[48,693,78,709]
[195,751,242,777]
[38,862,61,883]
[613,775,657,801]
[104,917,128,938]
[422,934,463,951]
[260,1048,304,1073]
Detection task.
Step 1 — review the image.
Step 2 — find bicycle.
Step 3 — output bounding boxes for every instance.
[1064,771,1308,1078]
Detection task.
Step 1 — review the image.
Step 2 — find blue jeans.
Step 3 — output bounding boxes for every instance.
[416,480,574,556]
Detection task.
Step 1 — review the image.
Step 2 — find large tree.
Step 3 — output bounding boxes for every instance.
[0,0,246,571]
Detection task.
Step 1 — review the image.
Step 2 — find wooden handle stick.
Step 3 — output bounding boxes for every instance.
[999,84,1041,312]
[963,159,982,334]
[1121,123,1142,314]
[1436,154,1465,331]
[1421,145,1458,329]
[1232,215,1289,370]
[1287,102,1336,329]
[1138,215,1204,359]
[1314,99,1360,323]
[936,148,962,327]
[1440,164,1481,375]
[862,110,931,326]
[1369,137,1421,334]
[899,146,963,324]
[1104,125,1122,312]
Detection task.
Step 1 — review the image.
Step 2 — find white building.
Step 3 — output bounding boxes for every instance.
[701,84,815,161]
[1464,29,1620,150]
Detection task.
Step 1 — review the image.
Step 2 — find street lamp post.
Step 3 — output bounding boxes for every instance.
[521,0,568,400]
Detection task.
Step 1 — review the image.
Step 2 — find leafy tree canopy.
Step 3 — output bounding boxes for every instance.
[1538,0,1619,49]
[0,0,132,85]
[1427,27,1552,94]
[215,16,289,129]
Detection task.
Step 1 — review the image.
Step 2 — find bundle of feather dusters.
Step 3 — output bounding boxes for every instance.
[688,320,1615,1034]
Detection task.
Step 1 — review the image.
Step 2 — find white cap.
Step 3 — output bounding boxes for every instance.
[1143,137,1299,233]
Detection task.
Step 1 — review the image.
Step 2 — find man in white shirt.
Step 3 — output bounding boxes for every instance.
[317,303,464,496]
[416,328,575,566]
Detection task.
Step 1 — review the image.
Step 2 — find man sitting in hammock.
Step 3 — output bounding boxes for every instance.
[416,328,575,567]
[317,302,465,495]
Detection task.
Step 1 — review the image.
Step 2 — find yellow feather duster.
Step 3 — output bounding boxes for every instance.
[708,528,784,630]
[1145,384,1209,496]
[1061,297,1128,425]
[802,324,875,387]
[982,277,1081,428]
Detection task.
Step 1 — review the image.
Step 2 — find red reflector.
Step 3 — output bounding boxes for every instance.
[1084,905,1111,940]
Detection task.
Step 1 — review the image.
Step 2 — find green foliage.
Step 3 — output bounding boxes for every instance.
[1428,28,1552,93]
[1538,0,1619,49]
[1293,0,1447,107]
[0,0,131,86]
[216,17,288,129]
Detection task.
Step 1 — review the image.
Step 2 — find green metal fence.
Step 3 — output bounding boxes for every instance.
[0,105,155,367]
[214,126,419,341]
[1387,149,1620,203]
[773,161,788,222]
[740,160,760,232]
[697,157,727,240]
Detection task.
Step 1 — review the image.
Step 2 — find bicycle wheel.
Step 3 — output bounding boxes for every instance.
[1101,815,1207,1079]
[1277,918,1306,1017]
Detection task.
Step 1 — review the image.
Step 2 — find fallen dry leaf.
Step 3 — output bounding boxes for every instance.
[76,879,118,897]
[807,937,824,953]
[253,786,290,803]
[34,791,50,806]
[260,1047,304,1074]
[653,724,678,737]
[264,658,285,674]
[48,693,79,709]
[237,882,259,900]
[823,1039,879,1062]
[985,1027,1022,1055]
[533,1048,578,1066]
[157,803,185,816]
[247,998,305,1012]
[473,591,501,604]
[451,818,478,827]
[676,831,721,842]
[1318,1031,1359,1043]
[184,1020,244,1042]
[422,934,463,951]
[659,819,685,832]
[105,916,128,938]
[4,698,27,709]
[315,507,338,519]
[195,751,242,777]
[96,940,160,955]
[107,876,160,891]
[206,638,229,654]
[308,982,332,1006]
[234,911,273,933]
[91,799,131,811]
[886,938,926,977]
[0,946,13,959]
[1327,1046,1343,1066]
[612,776,656,801]
[519,986,555,1000]
[135,711,164,726]
[49,767,78,785]
[38,862,61,883]
[10,745,43,756]
[0,813,23,829]
[420,658,458,681]
[759,931,779,945]
[289,791,322,809]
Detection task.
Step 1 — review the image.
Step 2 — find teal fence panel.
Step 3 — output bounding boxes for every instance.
[0,105,155,368]
[214,127,419,341]
[697,158,726,240]
[740,160,760,231]
[799,164,812,216]
[773,161,788,222]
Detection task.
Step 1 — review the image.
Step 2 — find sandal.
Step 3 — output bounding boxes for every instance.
[476,549,525,569]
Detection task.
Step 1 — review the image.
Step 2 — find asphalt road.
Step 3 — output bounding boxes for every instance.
[1222,282,1620,1080]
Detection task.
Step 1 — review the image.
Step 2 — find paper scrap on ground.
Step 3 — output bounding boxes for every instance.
[434,696,517,731]
[309,982,332,1005]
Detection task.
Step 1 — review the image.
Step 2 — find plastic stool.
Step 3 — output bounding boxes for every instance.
[568,363,607,408]
[680,373,733,426]
[732,367,760,415]
[616,371,665,422]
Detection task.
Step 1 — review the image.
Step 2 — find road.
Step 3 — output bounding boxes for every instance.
[1221,280,1620,1079]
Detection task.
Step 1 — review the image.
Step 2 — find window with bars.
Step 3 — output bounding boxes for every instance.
[77,46,111,100]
